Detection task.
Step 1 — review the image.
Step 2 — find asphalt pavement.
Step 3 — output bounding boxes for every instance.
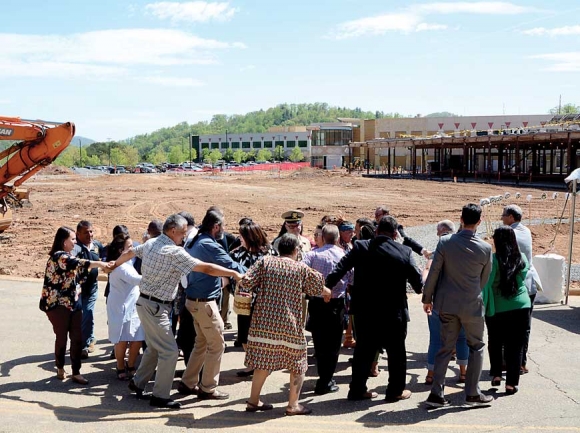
[1,277,579,433]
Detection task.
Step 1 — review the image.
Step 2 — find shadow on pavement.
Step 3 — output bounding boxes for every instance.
[533,304,580,335]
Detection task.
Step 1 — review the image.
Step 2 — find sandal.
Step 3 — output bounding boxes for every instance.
[245,401,274,412]
[458,374,466,384]
[116,368,128,381]
[424,375,434,385]
[285,404,312,416]
[57,368,67,380]
[491,377,502,386]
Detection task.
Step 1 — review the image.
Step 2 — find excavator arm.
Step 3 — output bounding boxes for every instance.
[0,116,75,232]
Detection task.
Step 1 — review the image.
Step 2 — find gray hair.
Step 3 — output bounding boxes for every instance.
[503,204,523,222]
[163,214,187,234]
[322,223,339,245]
[437,220,455,234]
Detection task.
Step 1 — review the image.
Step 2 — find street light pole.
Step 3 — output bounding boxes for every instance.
[107,137,112,167]
[189,134,192,163]
[78,138,82,167]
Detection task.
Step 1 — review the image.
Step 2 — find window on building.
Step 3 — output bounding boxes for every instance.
[298,140,307,148]
[312,129,352,146]
[286,140,296,147]
[275,141,284,148]
[201,143,209,149]
[242,141,251,149]
[263,141,273,148]
[253,141,261,148]
[211,142,219,149]
[231,142,240,149]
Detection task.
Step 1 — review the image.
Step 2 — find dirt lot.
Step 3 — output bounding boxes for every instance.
[1,168,579,280]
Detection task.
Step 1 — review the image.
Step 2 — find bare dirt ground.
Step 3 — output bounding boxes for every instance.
[1,168,578,279]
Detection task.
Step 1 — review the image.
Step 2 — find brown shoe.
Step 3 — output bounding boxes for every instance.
[88,340,96,353]
[71,375,89,385]
[385,389,411,402]
[57,368,66,380]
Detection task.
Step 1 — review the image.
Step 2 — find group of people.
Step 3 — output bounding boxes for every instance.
[39,201,540,414]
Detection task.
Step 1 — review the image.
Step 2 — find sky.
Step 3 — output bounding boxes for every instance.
[1,0,579,141]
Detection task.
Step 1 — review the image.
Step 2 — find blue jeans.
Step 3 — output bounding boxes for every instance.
[427,310,468,371]
[81,289,98,350]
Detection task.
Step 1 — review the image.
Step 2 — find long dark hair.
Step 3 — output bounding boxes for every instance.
[107,234,131,262]
[493,226,525,299]
[239,221,270,253]
[49,226,74,255]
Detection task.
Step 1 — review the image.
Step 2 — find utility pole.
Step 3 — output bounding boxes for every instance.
[189,134,192,163]
[78,138,82,167]
[107,137,112,166]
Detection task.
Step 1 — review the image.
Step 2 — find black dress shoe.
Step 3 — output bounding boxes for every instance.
[505,386,519,395]
[150,396,181,409]
[129,379,152,400]
[177,381,199,395]
[314,384,339,395]
[198,389,229,400]
[425,393,450,408]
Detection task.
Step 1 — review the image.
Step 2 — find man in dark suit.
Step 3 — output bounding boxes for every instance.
[326,216,423,402]
[423,203,494,407]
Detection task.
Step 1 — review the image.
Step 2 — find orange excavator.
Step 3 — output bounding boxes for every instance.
[0,116,75,232]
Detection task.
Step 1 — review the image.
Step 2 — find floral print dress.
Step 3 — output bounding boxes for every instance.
[39,251,90,312]
[242,255,324,375]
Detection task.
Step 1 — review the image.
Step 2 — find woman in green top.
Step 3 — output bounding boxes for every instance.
[483,226,530,395]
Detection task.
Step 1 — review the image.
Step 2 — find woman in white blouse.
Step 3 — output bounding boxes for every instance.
[107,234,144,380]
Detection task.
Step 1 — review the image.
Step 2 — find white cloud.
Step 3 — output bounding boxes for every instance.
[140,76,205,86]
[411,2,537,15]
[145,1,238,23]
[330,13,446,39]
[529,52,580,71]
[522,25,580,36]
[330,1,537,39]
[0,29,246,81]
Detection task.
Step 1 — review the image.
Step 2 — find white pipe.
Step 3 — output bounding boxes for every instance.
[565,178,577,305]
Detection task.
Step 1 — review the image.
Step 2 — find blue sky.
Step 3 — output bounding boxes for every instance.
[2,0,579,141]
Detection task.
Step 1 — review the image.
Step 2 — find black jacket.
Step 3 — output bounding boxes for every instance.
[326,235,422,320]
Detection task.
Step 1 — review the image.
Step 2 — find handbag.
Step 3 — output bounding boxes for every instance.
[233,289,252,316]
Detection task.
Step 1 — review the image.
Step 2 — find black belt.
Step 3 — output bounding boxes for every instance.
[140,293,172,305]
[187,296,217,303]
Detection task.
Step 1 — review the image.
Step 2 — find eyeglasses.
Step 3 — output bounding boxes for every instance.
[313,232,321,238]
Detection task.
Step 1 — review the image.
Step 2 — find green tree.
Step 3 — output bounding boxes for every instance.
[207,149,222,164]
[549,103,580,115]
[150,148,167,165]
[245,150,256,161]
[274,145,284,161]
[122,146,140,166]
[233,149,245,163]
[289,146,305,162]
[168,145,186,164]
[256,149,272,162]
[223,148,234,162]
[201,148,210,162]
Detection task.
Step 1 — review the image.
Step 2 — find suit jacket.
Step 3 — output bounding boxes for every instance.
[422,229,492,317]
[511,222,542,296]
[326,235,422,321]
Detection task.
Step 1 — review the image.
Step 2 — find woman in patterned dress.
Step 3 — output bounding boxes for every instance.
[241,234,331,415]
[40,226,108,384]
[230,221,276,377]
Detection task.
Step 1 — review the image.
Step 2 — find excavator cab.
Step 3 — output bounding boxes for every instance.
[0,117,75,233]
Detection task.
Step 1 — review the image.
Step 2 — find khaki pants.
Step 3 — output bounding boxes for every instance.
[181,299,225,393]
[133,297,178,399]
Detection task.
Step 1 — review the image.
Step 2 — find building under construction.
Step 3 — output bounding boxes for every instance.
[349,114,580,185]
